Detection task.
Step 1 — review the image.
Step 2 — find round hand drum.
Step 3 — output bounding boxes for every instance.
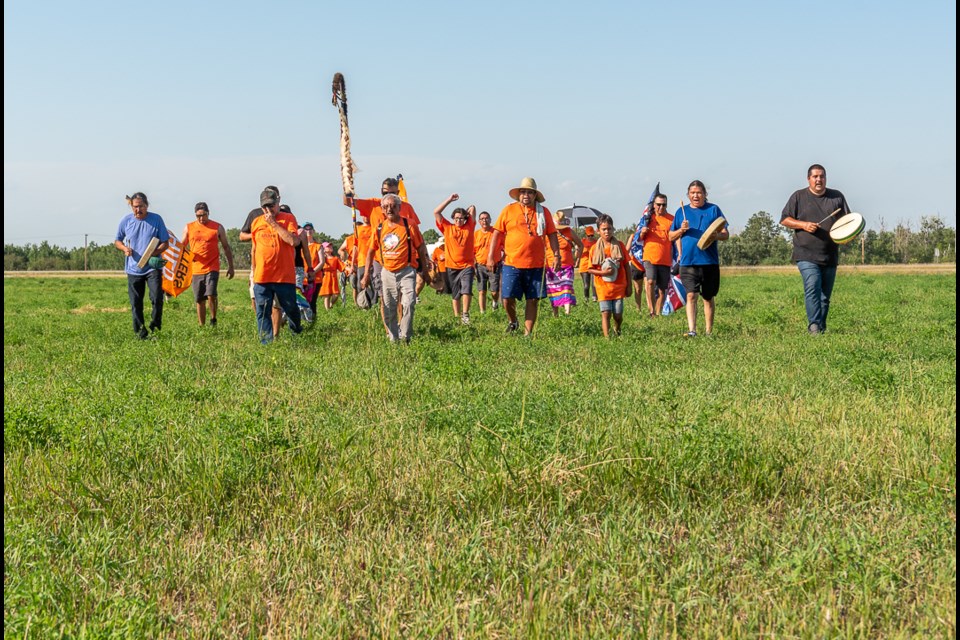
[829,213,865,245]
[601,257,619,282]
[697,217,727,250]
[136,237,161,269]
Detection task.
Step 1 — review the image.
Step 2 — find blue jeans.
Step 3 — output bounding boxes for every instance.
[797,261,837,331]
[253,282,302,344]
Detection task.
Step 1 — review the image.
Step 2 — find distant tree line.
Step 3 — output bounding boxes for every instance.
[4,214,956,271]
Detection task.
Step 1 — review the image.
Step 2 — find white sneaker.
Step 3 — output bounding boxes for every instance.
[461,314,470,325]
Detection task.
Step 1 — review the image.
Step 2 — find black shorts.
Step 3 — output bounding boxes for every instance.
[630,263,645,282]
[447,267,475,299]
[679,265,720,300]
[643,261,671,290]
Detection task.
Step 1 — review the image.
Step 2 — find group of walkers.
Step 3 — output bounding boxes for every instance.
[115,165,851,343]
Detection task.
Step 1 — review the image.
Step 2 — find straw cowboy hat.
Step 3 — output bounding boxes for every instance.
[553,210,570,230]
[508,177,545,203]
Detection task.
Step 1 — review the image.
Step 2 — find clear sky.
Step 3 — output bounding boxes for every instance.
[4,0,956,248]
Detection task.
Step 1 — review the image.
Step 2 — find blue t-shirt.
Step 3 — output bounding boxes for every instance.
[116,212,169,275]
[670,203,724,266]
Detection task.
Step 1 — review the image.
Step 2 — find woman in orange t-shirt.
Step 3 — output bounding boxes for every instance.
[317,242,344,309]
[586,214,630,338]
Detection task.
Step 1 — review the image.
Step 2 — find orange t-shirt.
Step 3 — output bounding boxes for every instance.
[438,217,475,270]
[545,227,576,268]
[308,242,323,270]
[319,255,343,296]
[474,227,493,265]
[642,214,675,267]
[251,212,298,284]
[432,245,446,272]
[186,220,221,275]
[579,237,597,272]
[591,240,629,302]
[354,198,421,228]
[493,203,557,269]
[368,218,423,273]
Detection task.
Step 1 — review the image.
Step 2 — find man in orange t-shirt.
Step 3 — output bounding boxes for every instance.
[361,194,429,343]
[344,176,424,296]
[487,177,561,336]
[181,202,235,327]
[473,211,502,313]
[250,189,303,344]
[434,193,477,324]
[639,194,675,316]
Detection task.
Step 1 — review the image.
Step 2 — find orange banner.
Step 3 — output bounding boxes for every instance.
[161,231,193,297]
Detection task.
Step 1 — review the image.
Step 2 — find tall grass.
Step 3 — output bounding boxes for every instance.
[4,270,956,637]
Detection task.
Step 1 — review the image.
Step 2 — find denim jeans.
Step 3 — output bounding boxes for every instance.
[127,270,163,336]
[797,261,837,331]
[253,282,302,344]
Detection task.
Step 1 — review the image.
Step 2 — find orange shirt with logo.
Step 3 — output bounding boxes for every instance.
[545,227,576,268]
[579,237,597,273]
[493,203,557,269]
[642,214,675,266]
[368,219,423,273]
[438,217,476,270]
[591,240,629,302]
[251,212,298,284]
[186,220,221,274]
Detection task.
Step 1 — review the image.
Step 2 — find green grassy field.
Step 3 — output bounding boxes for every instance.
[4,270,956,638]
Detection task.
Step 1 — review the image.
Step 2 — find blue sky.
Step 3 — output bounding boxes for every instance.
[4,0,956,248]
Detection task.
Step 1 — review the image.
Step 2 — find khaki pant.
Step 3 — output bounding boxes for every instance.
[381,266,416,341]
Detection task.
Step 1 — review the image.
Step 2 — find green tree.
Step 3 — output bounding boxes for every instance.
[733,211,791,265]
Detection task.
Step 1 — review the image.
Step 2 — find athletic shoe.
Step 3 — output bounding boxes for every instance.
[506,321,519,333]
[808,323,821,334]
[461,314,470,325]
[684,331,697,338]
[210,317,217,327]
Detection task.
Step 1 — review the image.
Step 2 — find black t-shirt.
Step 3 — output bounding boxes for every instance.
[781,187,849,266]
[241,208,261,235]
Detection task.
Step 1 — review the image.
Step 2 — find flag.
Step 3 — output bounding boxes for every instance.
[397,173,408,203]
[628,182,660,266]
[160,231,193,297]
[661,275,686,316]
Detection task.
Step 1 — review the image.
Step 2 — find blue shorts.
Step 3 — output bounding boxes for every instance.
[500,265,546,300]
[598,298,624,314]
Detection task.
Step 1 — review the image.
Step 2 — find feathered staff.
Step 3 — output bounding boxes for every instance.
[331,73,358,197]
[332,73,361,262]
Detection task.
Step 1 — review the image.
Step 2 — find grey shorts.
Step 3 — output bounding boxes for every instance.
[192,272,220,302]
[476,263,501,293]
[447,267,475,299]
[643,261,671,290]
[599,298,624,314]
